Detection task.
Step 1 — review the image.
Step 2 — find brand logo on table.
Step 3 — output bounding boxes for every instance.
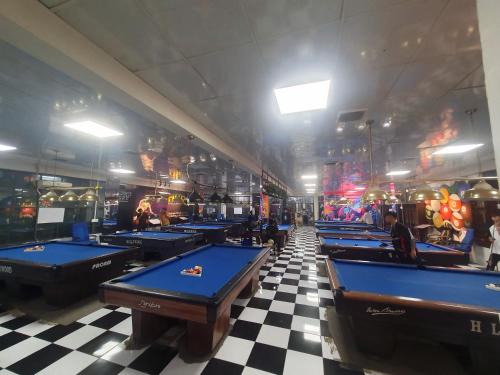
[125,239,143,245]
[91,260,112,270]
[0,265,12,274]
[330,249,347,254]
[470,320,500,336]
[139,300,160,309]
[185,238,194,243]
[366,306,406,316]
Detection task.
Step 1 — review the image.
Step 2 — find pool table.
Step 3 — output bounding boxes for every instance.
[201,220,245,237]
[164,223,230,243]
[326,259,500,373]
[101,231,203,260]
[100,244,269,356]
[252,224,294,249]
[315,227,391,240]
[319,237,468,266]
[315,222,376,230]
[0,241,140,305]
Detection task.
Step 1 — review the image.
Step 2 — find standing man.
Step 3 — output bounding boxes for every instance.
[487,210,500,271]
[384,211,418,264]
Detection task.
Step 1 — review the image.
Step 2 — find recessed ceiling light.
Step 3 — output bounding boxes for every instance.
[336,126,343,132]
[304,183,316,187]
[274,80,330,114]
[0,144,17,151]
[386,170,411,176]
[301,174,317,179]
[432,144,484,155]
[109,168,135,174]
[64,121,123,138]
[170,179,187,184]
[354,186,366,190]
[383,120,391,128]
[234,192,242,195]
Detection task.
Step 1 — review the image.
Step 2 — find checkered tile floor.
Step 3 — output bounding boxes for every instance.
[0,227,382,375]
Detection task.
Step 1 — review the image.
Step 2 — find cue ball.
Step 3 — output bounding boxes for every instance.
[449,194,462,212]
[439,204,452,221]
[430,200,441,212]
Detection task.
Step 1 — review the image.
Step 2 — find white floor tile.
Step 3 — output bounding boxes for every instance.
[283,349,324,375]
[16,321,55,336]
[298,280,317,288]
[55,325,105,349]
[291,315,321,335]
[317,289,334,299]
[0,314,18,324]
[101,341,147,366]
[37,351,97,375]
[282,273,300,280]
[159,353,207,375]
[242,367,275,375]
[316,276,330,284]
[118,369,149,375]
[233,297,251,307]
[77,308,113,324]
[109,316,132,336]
[254,288,276,300]
[116,307,132,314]
[0,369,18,375]
[322,336,341,360]
[263,276,281,284]
[269,300,295,315]
[295,293,319,307]
[237,307,268,324]
[214,336,254,365]
[277,284,298,294]
[256,324,290,349]
[270,267,287,273]
[0,327,11,337]
[0,337,49,367]
[286,264,302,270]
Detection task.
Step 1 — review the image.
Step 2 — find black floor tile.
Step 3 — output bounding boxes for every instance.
[7,344,71,375]
[285,268,301,274]
[289,261,302,266]
[294,304,320,319]
[260,282,279,291]
[1,316,37,330]
[288,330,322,356]
[280,278,299,286]
[88,311,130,330]
[263,311,292,329]
[319,297,335,308]
[246,342,287,374]
[323,358,364,374]
[297,286,318,296]
[78,331,128,355]
[230,304,245,319]
[274,291,296,303]
[246,297,272,310]
[129,343,178,374]
[36,322,85,342]
[201,358,244,375]
[78,358,125,375]
[229,320,261,341]
[320,320,331,337]
[0,331,29,351]
[317,282,331,290]
[267,271,284,277]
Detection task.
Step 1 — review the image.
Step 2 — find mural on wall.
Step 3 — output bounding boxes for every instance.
[425,182,472,242]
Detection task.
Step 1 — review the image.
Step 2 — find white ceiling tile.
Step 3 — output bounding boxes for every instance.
[337,0,447,70]
[136,61,215,102]
[189,43,267,96]
[142,0,253,57]
[54,0,182,71]
[417,0,481,59]
[243,0,341,40]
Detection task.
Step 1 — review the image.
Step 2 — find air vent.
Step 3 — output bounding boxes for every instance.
[337,110,366,123]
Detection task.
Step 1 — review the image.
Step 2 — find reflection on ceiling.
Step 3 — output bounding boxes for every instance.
[1,0,495,193]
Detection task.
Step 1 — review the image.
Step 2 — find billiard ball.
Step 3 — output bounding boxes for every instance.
[449,194,462,212]
[440,204,452,221]
[451,212,464,229]
[430,200,441,212]
[439,187,449,204]
[433,212,444,228]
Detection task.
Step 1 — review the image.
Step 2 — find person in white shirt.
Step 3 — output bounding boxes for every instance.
[487,210,500,271]
[361,207,374,225]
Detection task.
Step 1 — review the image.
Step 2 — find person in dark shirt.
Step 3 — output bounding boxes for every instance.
[384,211,418,264]
[282,208,291,225]
[136,208,149,231]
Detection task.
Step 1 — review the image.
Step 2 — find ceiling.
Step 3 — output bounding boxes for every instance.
[1,0,495,194]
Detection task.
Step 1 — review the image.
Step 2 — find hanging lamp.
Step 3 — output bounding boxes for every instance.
[408,184,443,202]
[79,189,98,202]
[462,180,500,201]
[60,190,79,202]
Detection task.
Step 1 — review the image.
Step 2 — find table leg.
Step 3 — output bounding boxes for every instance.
[131,310,172,345]
[239,274,259,299]
[186,305,230,356]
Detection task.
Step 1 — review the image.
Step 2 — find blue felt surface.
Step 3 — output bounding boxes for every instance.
[260,224,292,231]
[318,229,385,234]
[174,224,226,230]
[115,231,193,239]
[322,238,451,252]
[0,242,126,265]
[333,260,500,309]
[119,245,263,297]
